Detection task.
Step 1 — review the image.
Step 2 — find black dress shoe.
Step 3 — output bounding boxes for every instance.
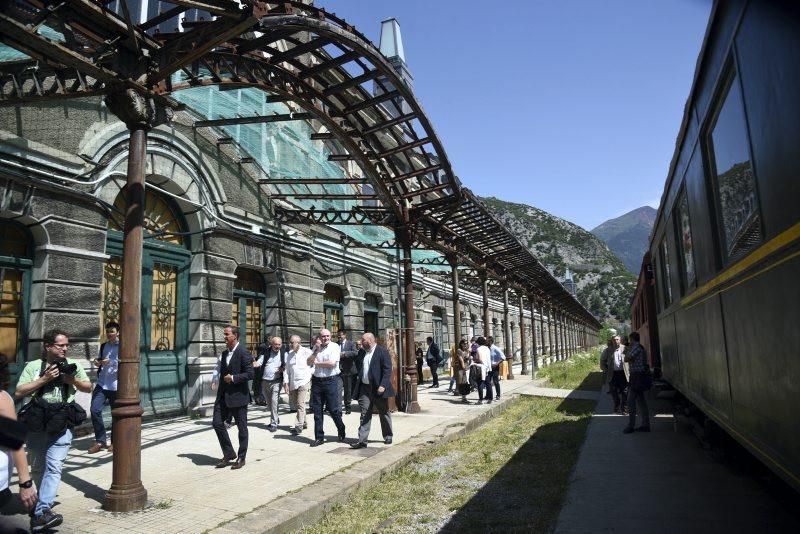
[635,426,651,432]
[345,409,351,414]
[384,436,393,445]
[231,459,246,470]
[215,454,236,468]
[350,442,367,449]
[338,434,347,442]
[310,439,325,447]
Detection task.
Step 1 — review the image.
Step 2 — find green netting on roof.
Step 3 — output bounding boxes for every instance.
[172,85,406,248]
[0,26,66,62]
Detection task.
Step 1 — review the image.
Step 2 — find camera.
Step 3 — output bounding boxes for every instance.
[53,359,78,376]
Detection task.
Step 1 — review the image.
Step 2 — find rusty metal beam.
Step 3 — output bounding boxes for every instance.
[343,89,400,115]
[193,112,311,127]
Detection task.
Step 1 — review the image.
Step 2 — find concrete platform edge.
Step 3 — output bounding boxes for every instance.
[210,395,523,533]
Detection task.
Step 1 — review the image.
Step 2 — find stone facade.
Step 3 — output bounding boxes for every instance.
[0,97,561,418]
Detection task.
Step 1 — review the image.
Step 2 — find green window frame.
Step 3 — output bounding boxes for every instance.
[324,284,344,334]
[233,268,266,354]
[0,220,33,391]
[363,293,379,336]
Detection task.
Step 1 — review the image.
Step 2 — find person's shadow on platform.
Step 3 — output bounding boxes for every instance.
[177,453,221,466]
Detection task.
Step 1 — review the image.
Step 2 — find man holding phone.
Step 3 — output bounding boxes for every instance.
[88,321,120,454]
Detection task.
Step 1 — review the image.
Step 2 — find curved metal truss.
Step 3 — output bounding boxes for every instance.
[0,0,599,327]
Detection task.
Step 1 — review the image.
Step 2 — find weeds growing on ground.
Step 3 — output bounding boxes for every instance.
[297,396,594,534]
[537,348,604,391]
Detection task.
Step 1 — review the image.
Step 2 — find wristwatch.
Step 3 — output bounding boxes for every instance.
[19,479,33,489]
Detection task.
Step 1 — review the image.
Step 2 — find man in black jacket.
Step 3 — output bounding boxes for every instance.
[337,330,358,414]
[350,332,394,448]
[212,325,253,469]
[425,336,441,388]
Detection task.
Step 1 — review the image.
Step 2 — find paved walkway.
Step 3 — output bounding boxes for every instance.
[553,385,800,533]
[1,364,542,533]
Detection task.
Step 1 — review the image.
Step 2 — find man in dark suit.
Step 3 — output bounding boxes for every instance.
[350,332,394,449]
[425,336,441,388]
[337,330,358,414]
[212,325,253,469]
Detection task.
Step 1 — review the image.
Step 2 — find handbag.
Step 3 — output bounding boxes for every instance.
[17,396,48,433]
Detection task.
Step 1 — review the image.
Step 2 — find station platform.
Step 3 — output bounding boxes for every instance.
[553,385,800,533]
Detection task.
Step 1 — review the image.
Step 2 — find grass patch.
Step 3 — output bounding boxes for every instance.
[296,396,594,533]
[538,348,604,391]
[155,498,174,510]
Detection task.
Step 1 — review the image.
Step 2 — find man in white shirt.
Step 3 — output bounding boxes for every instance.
[608,335,628,413]
[258,336,286,432]
[283,335,313,435]
[88,321,120,454]
[350,333,395,449]
[307,329,346,446]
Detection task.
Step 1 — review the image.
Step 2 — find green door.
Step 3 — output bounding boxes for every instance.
[104,235,190,415]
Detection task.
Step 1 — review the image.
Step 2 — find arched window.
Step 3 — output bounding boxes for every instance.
[323,284,344,333]
[0,220,32,367]
[363,293,380,336]
[233,268,266,353]
[108,188,184,245]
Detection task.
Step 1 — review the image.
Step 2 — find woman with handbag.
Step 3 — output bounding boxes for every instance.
[454,339,471,403]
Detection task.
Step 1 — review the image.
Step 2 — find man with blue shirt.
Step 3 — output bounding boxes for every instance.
[486,336,506,401]
[88,321,120,454]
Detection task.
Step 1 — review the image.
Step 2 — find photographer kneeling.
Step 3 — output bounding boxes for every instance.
[15,329,91,532]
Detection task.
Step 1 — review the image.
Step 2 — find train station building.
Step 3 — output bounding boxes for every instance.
[0,1,599,422]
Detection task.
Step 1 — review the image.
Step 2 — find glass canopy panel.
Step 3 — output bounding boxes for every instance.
[0,26,65,63]
[172,85,356,212]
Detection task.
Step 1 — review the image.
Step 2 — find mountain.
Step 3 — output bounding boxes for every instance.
[590,206,657,274]
[480,196,636,322]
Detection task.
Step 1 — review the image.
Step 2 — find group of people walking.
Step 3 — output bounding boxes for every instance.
[210,326,395,471]
[600,330,651,433]
[428,335,507,405]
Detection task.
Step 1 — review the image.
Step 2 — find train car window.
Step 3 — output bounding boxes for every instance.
[659,238,673,308]
[675,191,696,291]
[704,70,762,264]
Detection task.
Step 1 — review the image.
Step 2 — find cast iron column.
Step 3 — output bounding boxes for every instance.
[529,296,539,373]
[503,285,513,379]
[518,292,528,375]
[397,219,420,413]
[547,302,555,362]
[102,89,156,512]
[449,256,461,345]
[481,271,490,338]
[553,307,561,362]
[538,298,546,361]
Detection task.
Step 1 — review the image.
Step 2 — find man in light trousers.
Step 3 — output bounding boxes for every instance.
[283,335,313,435]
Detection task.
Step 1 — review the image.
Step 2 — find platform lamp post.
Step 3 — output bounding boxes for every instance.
[101,89,170,512]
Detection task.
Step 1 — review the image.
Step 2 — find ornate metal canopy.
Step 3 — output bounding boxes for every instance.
[0,0,599,328]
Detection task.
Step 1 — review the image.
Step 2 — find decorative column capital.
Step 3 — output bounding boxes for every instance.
[105,89,173,130]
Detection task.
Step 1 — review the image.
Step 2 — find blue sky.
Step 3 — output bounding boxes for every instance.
[320,0,712,230]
